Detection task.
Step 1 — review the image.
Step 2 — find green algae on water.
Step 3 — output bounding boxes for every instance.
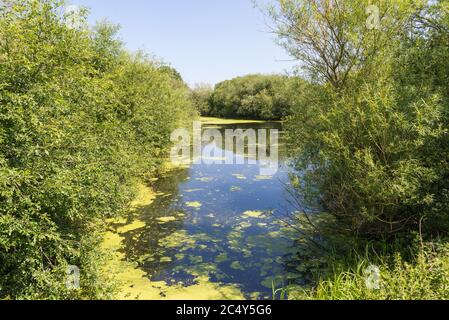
[186,201,202,209]
[230,261,245,271]
[243,210,265,218]
[157,216,177,224]
[215,253,229,264]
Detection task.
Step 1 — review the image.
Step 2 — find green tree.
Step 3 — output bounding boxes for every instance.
[209,74,304,120]
[0,0,195,299]
[269,0,448,237]
[191,83,214,115]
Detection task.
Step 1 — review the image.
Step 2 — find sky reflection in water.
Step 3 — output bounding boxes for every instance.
[121,122,304,299]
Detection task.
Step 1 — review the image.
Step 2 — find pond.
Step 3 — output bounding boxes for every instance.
[119,119,305,300]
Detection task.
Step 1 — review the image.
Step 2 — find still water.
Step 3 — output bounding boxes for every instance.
[120,120,303,299]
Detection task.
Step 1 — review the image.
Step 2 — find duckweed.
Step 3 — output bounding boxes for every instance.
[243,210,265,218]
[230,261,245,271]
[186,201,203,209]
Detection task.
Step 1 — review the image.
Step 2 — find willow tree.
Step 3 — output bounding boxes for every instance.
[268,0,449,238]
[268,0,424,89]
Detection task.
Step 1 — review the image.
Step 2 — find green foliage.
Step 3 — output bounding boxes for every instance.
[272,0,449,237]
[289,78,445,236]
[191,83,214,116]
[266,0,449,301]
[159,65,185,84]
[268,0,424,89]
[208,74,304,120]
[393,0,449,231]
[288,240,449,300]
[0,0,195,299]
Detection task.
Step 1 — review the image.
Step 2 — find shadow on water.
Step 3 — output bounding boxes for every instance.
[120,121,306,299]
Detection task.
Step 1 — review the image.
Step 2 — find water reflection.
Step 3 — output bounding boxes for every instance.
[121,121,302,299]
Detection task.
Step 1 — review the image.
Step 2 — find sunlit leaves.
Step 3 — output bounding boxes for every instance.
[0,0,195,299]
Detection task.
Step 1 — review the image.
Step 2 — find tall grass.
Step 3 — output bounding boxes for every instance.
[288,241,449,300]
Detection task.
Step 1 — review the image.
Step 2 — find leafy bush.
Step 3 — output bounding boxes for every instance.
[208,74,304,120]
[0,0,195,299]
[271,0,449,238]
[191,83,214,116]
[265,0,449,301]
[392,0,449,232]
[288,240,449,300]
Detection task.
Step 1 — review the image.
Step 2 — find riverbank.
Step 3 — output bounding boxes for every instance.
[285,239,449,300]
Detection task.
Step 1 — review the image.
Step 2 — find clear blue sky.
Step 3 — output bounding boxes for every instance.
[70,0,296,86]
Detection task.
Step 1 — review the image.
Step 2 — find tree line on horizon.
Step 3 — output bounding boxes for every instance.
[191,74,305,121]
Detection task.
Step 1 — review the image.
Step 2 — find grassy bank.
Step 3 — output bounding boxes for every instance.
[283,240,449,300]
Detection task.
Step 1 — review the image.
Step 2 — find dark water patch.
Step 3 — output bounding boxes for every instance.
[120,121,305,299]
